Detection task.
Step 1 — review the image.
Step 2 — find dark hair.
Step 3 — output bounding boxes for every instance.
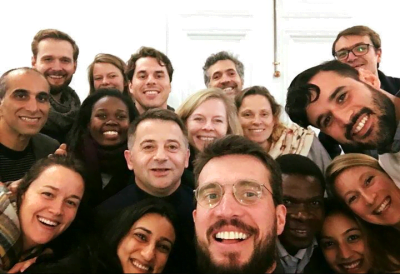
[285,60,360,128]
[88,53,130,95]
[101,199,178,272]
[0,67,48,100]
[275,154,325,190]
[235,85,285,143]
[203,51,244,86]
[320,199,400,273]
[31,29,79,61]
[127,108,188,149]
[194,135,282,205]
[16,155,88,210]
[126,47,173,82]
[67,89,138,154]
[332,25,381,56]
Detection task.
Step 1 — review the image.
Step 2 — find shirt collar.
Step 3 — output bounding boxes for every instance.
[277,238,318,260]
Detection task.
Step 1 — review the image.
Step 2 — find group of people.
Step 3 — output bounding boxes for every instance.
[0,23,399,273]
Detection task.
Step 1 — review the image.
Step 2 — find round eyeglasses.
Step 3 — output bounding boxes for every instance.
[334,43,375,61]
[193,181,273,209]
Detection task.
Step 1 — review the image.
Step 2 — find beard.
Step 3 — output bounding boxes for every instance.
[195,218,278,274]
[46,73,73,96]
[342,84,397,151]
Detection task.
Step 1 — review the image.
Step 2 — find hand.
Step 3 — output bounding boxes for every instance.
[8,257,37,273]
[53,143,67,156]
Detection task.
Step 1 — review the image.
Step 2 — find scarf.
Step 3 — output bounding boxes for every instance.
[268,123,315,159]
[41,86,81,142]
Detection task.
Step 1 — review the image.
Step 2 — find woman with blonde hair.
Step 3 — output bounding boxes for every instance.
[235,85,330,171]
[88,53,130,95]
[176,88,242,171]
[325,153,400,229]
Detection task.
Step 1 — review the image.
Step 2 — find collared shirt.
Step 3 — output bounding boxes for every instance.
[378,90,400,188]
[277,238,318,274]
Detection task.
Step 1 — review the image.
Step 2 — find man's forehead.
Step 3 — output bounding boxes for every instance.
[209,60,237,73]
[135,57,167,72]
[135,119,185,142]
[37,38,74,56]
[6,70,49,92]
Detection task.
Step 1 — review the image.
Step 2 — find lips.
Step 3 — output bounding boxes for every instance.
[197,136,216,142]
[20,116,41,123]
[373,196,391,215]
[351,114,371,137]
[214,230,250,244]
[37,216,60,228]
[288,227,310,238]
[150,168,171,177]
[338,259,363,272]
[130,258,152,272]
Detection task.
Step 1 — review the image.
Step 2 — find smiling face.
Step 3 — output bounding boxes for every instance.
[129,57,171,114]
[125,119,189,197]
[334,35,381,76]
[207,60,243,99]
[238,95,275,147]
[279,174,324,254]
[306,71,396,151]
[19,165,84,251]
[186,98,228,152]
[320,213,371,273]
[32,38,77,95]
[334,166,400,227]
[117,213,175,273]
[89,96,130,146]
[193,154,286,273]
[0,70,50,137]
[93,63,125,92]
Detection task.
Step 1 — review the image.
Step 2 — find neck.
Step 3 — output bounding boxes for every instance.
[51,92,62,103]
[260,139,271,152]
[135,102,168,115]
[135,179,180,197]
[0,122,31,151]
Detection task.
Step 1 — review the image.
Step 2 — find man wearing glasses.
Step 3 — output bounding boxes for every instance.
[193,135,286,274]
[319,25,400,159]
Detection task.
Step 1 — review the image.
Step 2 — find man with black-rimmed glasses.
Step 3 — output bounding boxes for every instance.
[193,135,287,274]
[319,25,400,159]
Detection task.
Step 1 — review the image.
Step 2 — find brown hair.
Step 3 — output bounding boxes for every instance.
[87,53,129,95]
[126,47,173,82]
[235,85,285,143]
[31,29,79,61]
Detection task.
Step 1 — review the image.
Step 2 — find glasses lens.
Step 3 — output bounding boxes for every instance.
[335,50,348,60]
[234,181,262,205]
[197,183,223,208]
[353,44,369,56]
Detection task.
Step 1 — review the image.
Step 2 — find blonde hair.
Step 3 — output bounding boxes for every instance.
[176,88,243,142]
[326,153,386,198]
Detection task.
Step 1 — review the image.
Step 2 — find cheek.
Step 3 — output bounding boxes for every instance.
[216,123,228,137]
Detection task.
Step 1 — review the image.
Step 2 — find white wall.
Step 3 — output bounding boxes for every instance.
[0,0,398,109]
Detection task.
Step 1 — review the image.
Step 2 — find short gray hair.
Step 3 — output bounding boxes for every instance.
[202,51,244,86]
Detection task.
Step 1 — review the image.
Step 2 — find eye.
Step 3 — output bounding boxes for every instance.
[13,92,28,100]
[356,45,368,53]
[365,176,374,186]
[193,117,203,122]
[117,114,128,120]
[42,192,54,198]
[348,195,358,205]
[142,144,155,151]
[337,93,347,104]
[261,112,270,117]
[157,243,171,253]
[61,58,71,64]
[43,57,53,62]
[348,234,360,242]
[212,74,220,80]
[229,71,236,76]
[156,73,164,79]
[241,112,252,118]
[322,115,332,128]
[167,144,179,151]
[94,76,102,81]
[214,119,224,124]
[66,200,78,208]
[95,114,107,120]
[310,200,321,207]
[110,74,117,78]
[321,240,334,249]
[37,94,49,103]
[134,233,147,242]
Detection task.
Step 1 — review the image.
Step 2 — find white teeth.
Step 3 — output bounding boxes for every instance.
[250,129,264,133]
[103,131,118,136]
[354,116,368,134]
[132,260,149,271]
[375,197,390,214]
[21,117,39,122]
[223,87,233,91]
[215,231,249,240]
[199,137,215,141]
[144,91,158,95]
[49,75,63,79]
[295,230,307,234]
[342,260,361,269]
[38,217,58,226]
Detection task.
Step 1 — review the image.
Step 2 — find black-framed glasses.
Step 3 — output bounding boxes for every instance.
[193,181,273,209]
[334,43,375,60]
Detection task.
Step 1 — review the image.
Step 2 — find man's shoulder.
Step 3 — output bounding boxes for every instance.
[378,70,400,95]
[97,183,139,211]
[31,133,60,158]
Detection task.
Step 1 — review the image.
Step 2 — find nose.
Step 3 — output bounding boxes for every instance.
[141,244,156,262]
[252,114,262,125]
[290,207,312,222]
[146,74,156,85]
[102,77,110,85]
[202,119,214,131]
[214,189,241,218]
[25,97,39,113]
[346,51,358,62]
[153,147,167,161]
[361,190,376,206]
[105,119,117,125]
[51,59,62,71]
[338,243,353,260]
[334,109,353,127]
[48,199,64,216]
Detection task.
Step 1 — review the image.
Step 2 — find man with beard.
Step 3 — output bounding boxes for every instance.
[193,135,286,274]
[286,60,400,186]
[319,25,400,159]
[203,51,244,99]
[275,154,330,274]
[31,29,81,143]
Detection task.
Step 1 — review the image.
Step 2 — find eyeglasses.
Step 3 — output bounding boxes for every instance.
[334,43,375,61]
[194,181,273,209]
